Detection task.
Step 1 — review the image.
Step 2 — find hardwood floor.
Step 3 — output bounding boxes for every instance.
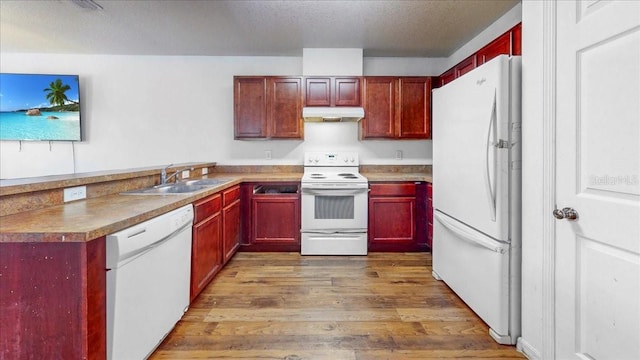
[151,252,525,359]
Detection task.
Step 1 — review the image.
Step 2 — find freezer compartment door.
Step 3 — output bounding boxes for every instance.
[432,211,514,343]
[432,55,515,242]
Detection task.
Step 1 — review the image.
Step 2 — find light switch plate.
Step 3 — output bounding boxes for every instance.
[265,150,272,160]
[201,168,208,175]
[395,150,403,160]
[63,186,87,202]
[181,170,190,179]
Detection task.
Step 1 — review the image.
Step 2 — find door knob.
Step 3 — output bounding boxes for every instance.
[553,207,579,221]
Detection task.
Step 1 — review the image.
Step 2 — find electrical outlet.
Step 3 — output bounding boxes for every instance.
[395,150,403,160]
[201,167,208,175]
[265,150,272,160]
[181,170,190,179]
[63,186,87,202]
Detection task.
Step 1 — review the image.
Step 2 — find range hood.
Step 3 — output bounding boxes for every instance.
[302,107,365,122]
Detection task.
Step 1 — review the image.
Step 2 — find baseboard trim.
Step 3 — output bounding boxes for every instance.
[517,337,542,360]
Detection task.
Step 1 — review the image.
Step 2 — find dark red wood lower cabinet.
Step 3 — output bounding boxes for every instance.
[427,182,433,251]
[368,182,428,252]
[0,237,107,360]
[240,182,301,252]
[222,186,241,264]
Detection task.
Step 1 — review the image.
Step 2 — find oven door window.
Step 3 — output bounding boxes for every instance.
[315,195,354,219]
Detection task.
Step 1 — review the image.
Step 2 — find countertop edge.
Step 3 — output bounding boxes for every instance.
[1,171,430,243]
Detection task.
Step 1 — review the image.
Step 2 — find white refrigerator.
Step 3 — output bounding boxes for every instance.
[431,55,521,345]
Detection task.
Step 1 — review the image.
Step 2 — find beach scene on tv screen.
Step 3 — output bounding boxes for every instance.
[0,73,81,141]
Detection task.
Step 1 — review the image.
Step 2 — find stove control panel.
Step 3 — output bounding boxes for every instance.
[305,152,359,166]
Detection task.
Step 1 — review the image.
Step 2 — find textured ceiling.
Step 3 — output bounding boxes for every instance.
[0,0,519,57]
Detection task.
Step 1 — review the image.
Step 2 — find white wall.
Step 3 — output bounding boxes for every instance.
[0,53,442,179]
[0,4,523,179]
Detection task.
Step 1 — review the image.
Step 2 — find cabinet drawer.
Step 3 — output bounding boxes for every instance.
[194,194,221,224]
[369,183,416,196]
[223,185,240,207]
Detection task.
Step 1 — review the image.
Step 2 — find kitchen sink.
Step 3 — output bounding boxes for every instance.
[180,178,228,186]
[121,178,229,195]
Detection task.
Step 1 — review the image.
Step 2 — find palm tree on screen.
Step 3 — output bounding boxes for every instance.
[43,78,77,107]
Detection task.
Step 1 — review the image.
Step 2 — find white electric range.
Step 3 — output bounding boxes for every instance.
[300,151,368,255]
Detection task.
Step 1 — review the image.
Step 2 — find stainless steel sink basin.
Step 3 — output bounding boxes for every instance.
[180,178,227,186]
[122,184,208,195]
[121,178,228,195]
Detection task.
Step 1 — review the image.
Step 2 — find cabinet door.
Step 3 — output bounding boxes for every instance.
[222,186,241,264]
[398,77,432,139]
[369,196,416,248]
[268,77,303,139]
[427,183,433,250]
[304,77,331,106]
[191,211,222,300]
[438,68,456,87]
[456,55,477,77]
[369,182,429,252]
[362,77,396,139]
[476,31,511,65]
[511,23,522,56]
[335,77,361,106]
[252,196,300,246]
[234,77,267,139]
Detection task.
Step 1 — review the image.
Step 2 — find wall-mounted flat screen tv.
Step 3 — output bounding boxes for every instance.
[0,73,82,141]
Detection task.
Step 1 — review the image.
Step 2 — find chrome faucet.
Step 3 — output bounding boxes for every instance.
[164,170,182,184]
[161,164,195,184]
[160,163,174,184]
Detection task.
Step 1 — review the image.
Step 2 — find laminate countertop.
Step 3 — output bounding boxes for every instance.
[0,171,430,243]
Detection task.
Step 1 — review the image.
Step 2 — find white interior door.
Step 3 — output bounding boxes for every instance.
[555,1,640,359]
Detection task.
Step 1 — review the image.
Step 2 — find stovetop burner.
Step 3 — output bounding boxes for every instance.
[302,151,368,186]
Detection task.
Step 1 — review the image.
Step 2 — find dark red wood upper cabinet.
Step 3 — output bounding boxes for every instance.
[438,68,456,87]
[438,22,522,84]
[511,23,522,56]
[398,77,432,139]
[234,77,267,139]
[362,76,396,139]
[268,77,303,139]
[234,76,303,140]
[304,76,361,107]
[304,77,331,106]
[361,76,431,140]
[335,77,361,106]
[476,31,512,66]
[456,55,477,77]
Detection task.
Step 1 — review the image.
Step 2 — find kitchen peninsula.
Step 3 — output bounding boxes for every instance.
[0,163,430,359]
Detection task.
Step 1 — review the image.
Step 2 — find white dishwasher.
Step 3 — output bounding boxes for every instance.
[106,204,194,360]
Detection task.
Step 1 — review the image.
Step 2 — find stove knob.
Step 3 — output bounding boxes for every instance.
[350,157,355,163]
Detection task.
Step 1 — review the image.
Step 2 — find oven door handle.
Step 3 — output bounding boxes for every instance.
[302,188,368,196]
[301,229,367,234]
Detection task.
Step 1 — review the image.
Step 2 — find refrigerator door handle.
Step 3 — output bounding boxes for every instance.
[435,211,507,254]
[484,90,497,222]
